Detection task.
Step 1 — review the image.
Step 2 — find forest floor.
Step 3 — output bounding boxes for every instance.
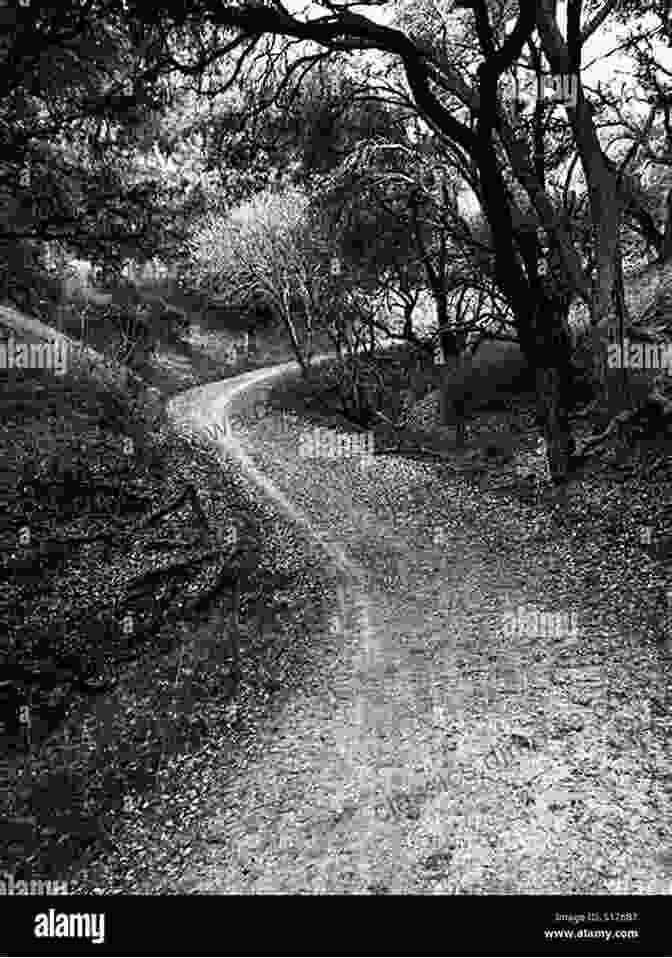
[0,306,670,893]
[69,362,671,894]
[0,323,326,882]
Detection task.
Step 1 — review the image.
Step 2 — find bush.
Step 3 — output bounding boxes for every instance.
[0,240,63,323]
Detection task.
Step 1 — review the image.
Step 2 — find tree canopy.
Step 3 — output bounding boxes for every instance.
[1,0,671,479]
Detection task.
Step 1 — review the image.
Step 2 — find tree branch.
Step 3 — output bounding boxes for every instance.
[581,0,622,43]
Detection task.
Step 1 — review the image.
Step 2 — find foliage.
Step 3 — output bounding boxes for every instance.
[0,0,185,310]
[183,185,334,365]
[0,0,670,480]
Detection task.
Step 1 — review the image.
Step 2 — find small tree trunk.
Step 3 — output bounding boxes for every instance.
[661,189,672,264]
[535,364,574,483]
[280,298,309,377]
[304,311,313,366]
[436,315,465,442]
[403,304,414,340]
[524,294,576,485]
[453,396,467,446]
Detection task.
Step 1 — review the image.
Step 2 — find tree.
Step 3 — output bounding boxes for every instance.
[5,0,671,477]
[184,186,329,372]
[130,0,671,482]
[0,0,183,311]
[314,113,521,429]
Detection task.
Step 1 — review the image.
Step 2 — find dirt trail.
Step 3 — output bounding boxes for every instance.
[166,365,670,894]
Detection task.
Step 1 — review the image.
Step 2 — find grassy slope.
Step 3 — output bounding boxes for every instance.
[0,296,317,882]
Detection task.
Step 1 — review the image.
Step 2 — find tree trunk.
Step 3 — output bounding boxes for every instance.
[403,304,414,340]
[437,297,460,360]
[520,291,576,485]
[280,296,309,377]
[408,356,425,408]
[434,295,467,440]
[438,353,467,443]
[535,364,574,484]
[303,301,314,365]
[661,189,672,264]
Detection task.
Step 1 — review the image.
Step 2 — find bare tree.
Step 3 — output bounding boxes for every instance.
[185,186,324,373]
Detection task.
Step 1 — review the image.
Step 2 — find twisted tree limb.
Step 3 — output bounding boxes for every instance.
[575,385,672,459]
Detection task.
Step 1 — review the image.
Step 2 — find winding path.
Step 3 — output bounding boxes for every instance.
[164,362,669,894]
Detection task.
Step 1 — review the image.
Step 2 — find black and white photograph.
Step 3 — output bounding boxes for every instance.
[0,0,670,951]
